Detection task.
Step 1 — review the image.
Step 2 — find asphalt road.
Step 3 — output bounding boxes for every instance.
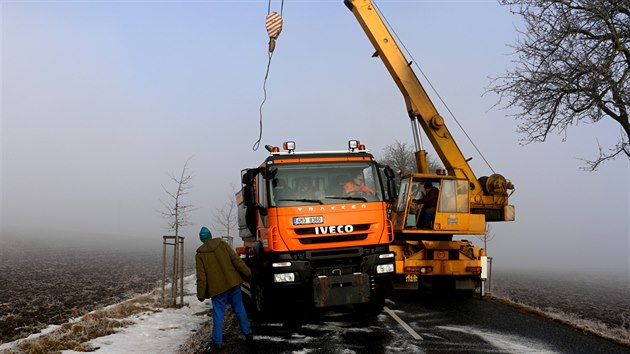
[215,293,629,354]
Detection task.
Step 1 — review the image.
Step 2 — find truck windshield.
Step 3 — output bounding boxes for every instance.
[268,162,384,206]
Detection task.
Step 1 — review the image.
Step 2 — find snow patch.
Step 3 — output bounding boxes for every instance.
[437,325,558,353]
[61,276,206,353]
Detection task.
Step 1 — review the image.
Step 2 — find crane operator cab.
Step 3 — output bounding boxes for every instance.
[392,174,486,237]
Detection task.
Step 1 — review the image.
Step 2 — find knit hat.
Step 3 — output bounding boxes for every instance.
[199,226,212,243]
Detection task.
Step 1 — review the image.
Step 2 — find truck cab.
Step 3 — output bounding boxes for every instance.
[237,140,397,316]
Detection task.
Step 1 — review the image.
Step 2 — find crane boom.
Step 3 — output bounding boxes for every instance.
[345,0,478,183]
[344,0,515,295]
[345,0,514,221]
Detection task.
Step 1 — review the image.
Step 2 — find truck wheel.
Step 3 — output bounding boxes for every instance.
[251,281,269,319]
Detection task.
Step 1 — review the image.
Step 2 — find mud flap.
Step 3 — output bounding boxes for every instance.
[455,277,478,290]
[313,273,370,308]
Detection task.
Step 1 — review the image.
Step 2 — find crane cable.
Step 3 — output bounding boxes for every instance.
[253,0,285,151]
[372,1,496,174]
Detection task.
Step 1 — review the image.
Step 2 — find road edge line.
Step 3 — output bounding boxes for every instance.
[384,306,423,340]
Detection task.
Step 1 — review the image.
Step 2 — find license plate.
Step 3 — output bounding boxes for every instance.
[405,274,418,283]
[293,216,324,225]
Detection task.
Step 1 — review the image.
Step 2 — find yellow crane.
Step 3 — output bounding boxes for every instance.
[345,0,515,294]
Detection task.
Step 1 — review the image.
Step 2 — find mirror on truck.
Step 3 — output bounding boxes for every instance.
[384,166,398,200]
[263,166,278,180]
[244,185,255,207]
[241,169,258,207]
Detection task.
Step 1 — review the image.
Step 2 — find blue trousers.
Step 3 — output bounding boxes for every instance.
[211,285,252,344]
[419,207,436,228]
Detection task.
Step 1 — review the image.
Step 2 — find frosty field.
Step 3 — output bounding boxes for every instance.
[0,239,194,344]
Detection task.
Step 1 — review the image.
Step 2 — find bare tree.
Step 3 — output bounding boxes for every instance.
[213,185,238,247]
[488,0,630,171]
[159,158,193,306]
[379,141,442,176]
[476,224,496,252]
[160,159,194,235]
[478,224,497,295]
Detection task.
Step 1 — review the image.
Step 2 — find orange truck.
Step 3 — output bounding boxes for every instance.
[236,140,397,316]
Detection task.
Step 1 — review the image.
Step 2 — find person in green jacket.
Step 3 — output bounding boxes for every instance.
[196,226,253,350]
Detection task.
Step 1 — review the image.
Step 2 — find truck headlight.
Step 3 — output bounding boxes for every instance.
[273,272,295,283]
[376,263,395,274]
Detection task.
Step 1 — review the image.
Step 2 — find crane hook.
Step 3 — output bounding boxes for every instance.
[266,12,283,53]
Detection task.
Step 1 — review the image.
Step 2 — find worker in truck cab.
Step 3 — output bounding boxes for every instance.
[414,182,439,228]
[343,172,376,198]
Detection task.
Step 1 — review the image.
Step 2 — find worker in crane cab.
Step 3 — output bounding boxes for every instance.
[415,182,439,228]
[343,172,376,197]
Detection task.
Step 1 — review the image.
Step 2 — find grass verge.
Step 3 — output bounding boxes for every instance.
[1,291,166,354]
[489,294,630,348]
[176,308,239,354]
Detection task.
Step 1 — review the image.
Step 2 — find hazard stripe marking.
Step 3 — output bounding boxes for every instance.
[266,12,282,38]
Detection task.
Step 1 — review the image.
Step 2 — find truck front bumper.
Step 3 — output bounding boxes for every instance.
[313,273,371,308]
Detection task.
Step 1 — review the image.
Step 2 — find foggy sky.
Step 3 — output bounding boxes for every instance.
[1,1,628,274]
